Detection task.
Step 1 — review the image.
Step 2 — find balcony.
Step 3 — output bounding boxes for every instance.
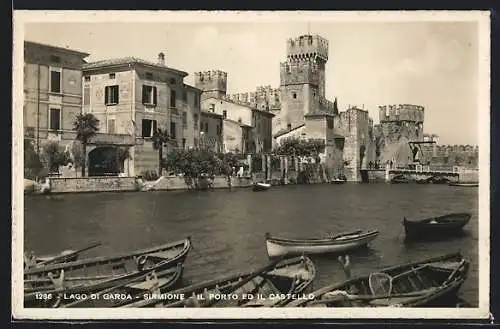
[89,133,135,146]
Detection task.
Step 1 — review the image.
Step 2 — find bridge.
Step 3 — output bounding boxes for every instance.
[382,164,478,183]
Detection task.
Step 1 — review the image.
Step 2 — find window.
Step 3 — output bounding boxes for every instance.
[194,138,198,148]
[49,108,61,131]
[170,122,176,139]
[141,119,157,138]
[108,119,116,134]
[182,112,187,126]
[287,123,292,130]
[327,118,334,129]
[216,124,221,135]
[145,72,153,80]
[105,85,119,105]
[109,73,116,79]
[222,110,227,119]
[50,68,61,93]
[182,91,187,102]
[50,55,61,63]
[292,92,297,99]
[193,114,198,128]
[209,103,215,112]
[142,85,157,105]
[170,90,176,108]
[182,138,186,149]
[83,86,90,105]
[84,75,91,82]
[205,122,209,133]
[169,78,176,85]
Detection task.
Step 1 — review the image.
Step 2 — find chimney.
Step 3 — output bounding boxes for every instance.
[157,52,165,66]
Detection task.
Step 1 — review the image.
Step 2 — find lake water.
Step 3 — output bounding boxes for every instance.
[24,183,479,306]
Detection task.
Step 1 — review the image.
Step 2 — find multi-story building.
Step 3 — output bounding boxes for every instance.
[82,53,202,175]
[199,110,223,152]
[23,41,89,151]
[194,71,274,154]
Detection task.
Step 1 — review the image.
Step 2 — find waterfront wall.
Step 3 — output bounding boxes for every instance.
[49,176,138,193]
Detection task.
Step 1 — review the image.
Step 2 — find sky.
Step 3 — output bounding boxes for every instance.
[24,19,480,145]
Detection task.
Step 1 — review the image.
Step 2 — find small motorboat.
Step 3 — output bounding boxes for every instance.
[265,229,379,258]
[403,213,471,240]
[24,238,192,308]
[286,252,469,308]
[252,182,271,192]
[449,182,479,187]
[429,176,451,184]
[122,256,316,308]
[331,179,346,184]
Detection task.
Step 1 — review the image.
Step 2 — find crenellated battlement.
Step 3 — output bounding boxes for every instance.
[280,61,320,86]
[319,97,336,114]
[286,34,329,63]
[378,104,425,122]
[194,70,228,94]
[224,87,281,111]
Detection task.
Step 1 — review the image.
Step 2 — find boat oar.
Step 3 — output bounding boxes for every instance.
[37,242,102,267]
[328,230,363,240]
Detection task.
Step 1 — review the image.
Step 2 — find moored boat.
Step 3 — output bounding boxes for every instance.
[331,179,346,184]
[265,230,379,258]
[286,252,469,308]
[252,182,271,192]
[403,213,471,240]
[24,238,192,307]
[122,256,316,308]
[449,182,479,187]
[25,242,102,269]
[61,263,185,308]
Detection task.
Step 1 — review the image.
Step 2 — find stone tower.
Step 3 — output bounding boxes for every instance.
[279,35,329,131]
[194,70,227,100]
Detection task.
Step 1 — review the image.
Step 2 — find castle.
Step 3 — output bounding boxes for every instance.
[194,33,478,181]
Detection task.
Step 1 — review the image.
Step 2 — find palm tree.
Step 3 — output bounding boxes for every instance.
[73,113,100,177]
[151,128,170,176]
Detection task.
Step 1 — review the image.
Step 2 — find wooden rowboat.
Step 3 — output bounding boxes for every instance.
[24,238,191,307]
[286,252,469,308]
[121,256,316,308]
[265,230,379,258]
[25,242,102,269]
[449,182,479,187]
[61,263,185,308]
[403,213,471,240]
[253,182,271,192]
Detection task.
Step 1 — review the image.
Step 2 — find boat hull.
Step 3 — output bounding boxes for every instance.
[286,252,469,308]
[252,183,271,192]
[403,213,471,240]
[122,256,316,308]
[266,230,379,258]
[24,238,191,307]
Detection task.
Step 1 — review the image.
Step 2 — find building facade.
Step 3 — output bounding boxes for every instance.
[82,53,202,176]
[199,110,223,152]
[24,41,89,151]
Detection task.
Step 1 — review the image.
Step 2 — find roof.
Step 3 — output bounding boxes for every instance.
[184,84,202,92]
[82,57,188,77]
[224,118,252,128]
[304,110,335,118]
[201,110,223,118]
[24,40,90,58]
[274,124,306,138]
[204,97,274,117]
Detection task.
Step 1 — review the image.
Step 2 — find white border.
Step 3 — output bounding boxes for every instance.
[12,10,491,320]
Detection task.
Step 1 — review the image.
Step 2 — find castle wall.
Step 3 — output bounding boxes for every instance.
[194,70,227,100]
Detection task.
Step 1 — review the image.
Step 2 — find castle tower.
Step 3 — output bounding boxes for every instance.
[194,70,227,100]
[279,35,329,131]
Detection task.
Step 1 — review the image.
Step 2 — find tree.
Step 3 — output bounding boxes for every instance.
[151,128,170,176]
[24,139,44,180]
[42,141,70,174]
[274,137,325,158]
[66,141,85,177]
[73,113,100,177]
